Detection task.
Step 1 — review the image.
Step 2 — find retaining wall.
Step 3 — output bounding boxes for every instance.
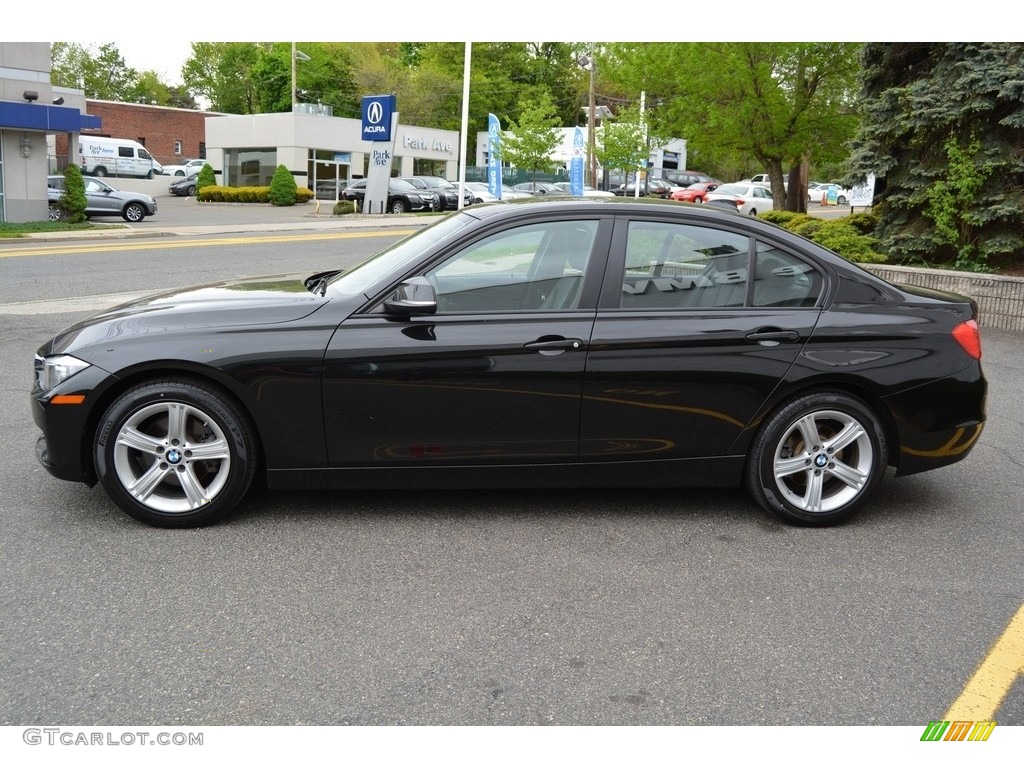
[864,264,1024,334]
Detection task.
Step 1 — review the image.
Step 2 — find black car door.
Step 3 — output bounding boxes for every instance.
[580,215,824,464]
[322,217,611,467]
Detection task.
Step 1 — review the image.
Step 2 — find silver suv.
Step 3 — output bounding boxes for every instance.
[48,175,158,222]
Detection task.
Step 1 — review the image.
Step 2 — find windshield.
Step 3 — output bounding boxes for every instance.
[327,213,474,296]
[423,177,454,188]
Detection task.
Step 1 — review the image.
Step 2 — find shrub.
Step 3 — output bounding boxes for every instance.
[295,187,314,203]
[333,200,357,215]
[759,210,805,228]
[268,164,298,206]
[60,164,88,223]
[805,219,886,263]
[196,164,216,194]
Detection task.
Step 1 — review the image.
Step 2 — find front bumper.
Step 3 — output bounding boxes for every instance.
[31,363,116,486]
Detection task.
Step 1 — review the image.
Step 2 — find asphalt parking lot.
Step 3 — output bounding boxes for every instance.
[1,215,1021,732]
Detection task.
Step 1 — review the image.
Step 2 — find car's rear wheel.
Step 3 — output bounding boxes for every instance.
[48,203,64,221]
[123,203,146,222]
[94,379,258,527]
[745,391,887,526]
[94,166,107,177]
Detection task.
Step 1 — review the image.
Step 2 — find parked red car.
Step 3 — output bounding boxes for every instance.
[670,181,722,204]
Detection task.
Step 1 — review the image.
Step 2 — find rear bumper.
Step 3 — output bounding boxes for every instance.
[883,363,987,476]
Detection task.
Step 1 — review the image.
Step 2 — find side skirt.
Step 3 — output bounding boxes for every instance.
[267,456,746,491]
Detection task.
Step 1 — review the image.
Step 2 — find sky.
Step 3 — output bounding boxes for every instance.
[115,41,195,86]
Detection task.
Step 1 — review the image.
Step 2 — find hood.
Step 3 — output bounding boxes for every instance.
[46,273,329,356]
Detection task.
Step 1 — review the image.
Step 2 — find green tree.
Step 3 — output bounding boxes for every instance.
[847,43,1024,270]
[603,42,861,211]
[52,42,185,106]
[594,104,649,186]
[182,42,263,114]
[60,164,88,223]
[268,164,298,206]
[497,92,563,183]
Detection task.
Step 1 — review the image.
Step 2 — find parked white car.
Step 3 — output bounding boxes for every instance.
[162,159,208,177]
[706,182,775,216]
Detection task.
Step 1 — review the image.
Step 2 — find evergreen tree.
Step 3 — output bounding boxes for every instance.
[268,164,298,206]
[60,164,88,223]
[847,43,1024,270]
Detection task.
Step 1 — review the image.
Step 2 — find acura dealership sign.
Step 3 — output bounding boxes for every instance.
[362,95,396,142]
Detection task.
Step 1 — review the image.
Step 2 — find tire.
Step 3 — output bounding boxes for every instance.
[123,203,146,222]
[94,166,107,177]
[695,197,704,204]
[749,208,758,216]
[146,170,154,179]
[186,185,196,196]
[837,195,848,205]
[48,203,64,221]
[93,379,258,527]
[175,170,185,177]
[391,199,408,214]
[745,391,887,526]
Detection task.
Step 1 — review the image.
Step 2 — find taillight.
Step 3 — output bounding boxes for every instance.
[952,319,982,360]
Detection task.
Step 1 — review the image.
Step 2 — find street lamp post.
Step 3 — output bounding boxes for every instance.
[291,43,310,111]
[578,49,598,189]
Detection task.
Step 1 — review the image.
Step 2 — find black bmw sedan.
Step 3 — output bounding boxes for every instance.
[31,199,986,528]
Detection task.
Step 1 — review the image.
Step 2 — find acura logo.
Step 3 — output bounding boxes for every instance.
[367,101,384,124]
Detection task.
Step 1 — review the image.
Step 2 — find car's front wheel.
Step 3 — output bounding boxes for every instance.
[94,379,258,527]
[391,199,408,214]
[186,185,196,196]
[122,203,146,222]
[745,391,887,526]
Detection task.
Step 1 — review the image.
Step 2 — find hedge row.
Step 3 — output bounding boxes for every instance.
[196,185,314,204]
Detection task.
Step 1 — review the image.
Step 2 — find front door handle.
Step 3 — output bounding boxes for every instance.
[524,337,585,355]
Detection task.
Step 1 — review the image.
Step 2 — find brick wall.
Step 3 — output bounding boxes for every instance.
[55,101,221,166]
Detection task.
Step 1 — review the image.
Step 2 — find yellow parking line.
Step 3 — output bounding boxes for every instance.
[944,604,1024,720]
[0,229,415,259]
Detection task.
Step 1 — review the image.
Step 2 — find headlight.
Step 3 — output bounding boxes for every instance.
[34,354,91,392]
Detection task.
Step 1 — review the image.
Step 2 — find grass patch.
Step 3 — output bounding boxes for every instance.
[0,221,124,238]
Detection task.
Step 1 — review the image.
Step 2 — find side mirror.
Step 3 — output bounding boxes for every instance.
[384,276,437,315]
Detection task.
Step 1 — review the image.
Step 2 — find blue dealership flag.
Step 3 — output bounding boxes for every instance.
[570,127,585,196]
[487,113,503,200]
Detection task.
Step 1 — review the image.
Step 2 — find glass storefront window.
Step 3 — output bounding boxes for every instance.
[224,148,276,187]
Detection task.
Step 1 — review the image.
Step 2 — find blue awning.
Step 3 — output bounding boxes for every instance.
[0,101,101,132]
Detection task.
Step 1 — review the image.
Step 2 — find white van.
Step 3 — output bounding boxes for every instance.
[79,137,160,178]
